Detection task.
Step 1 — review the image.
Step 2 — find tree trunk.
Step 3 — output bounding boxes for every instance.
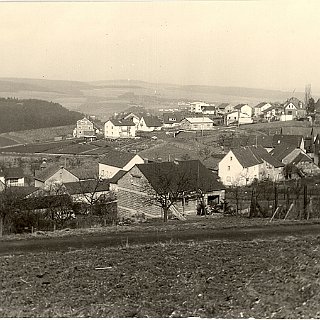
[163,207,168,222]
[0,216,3,237]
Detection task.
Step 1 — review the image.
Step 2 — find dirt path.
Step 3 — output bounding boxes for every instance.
[1,223,320,256]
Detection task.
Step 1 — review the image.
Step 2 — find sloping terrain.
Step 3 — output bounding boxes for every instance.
[1,233,320,318]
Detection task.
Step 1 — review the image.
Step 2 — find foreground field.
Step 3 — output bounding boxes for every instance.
[1,235,320,318]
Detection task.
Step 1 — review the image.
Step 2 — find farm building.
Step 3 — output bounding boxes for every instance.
[115,160,225,220]
[180,117,214,131]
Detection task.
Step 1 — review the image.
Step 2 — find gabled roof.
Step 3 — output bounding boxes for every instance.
[4,186,39,198]
[184,117,213,124]
[99,150,139,168]
[285,97,304,109]
[0,167,24,179]
[263,105,283,113]
[63,179,109,195]
[35,165,61,182]
[69,168,98,180]
[254,102,269,108]
[108,119,135,126]
[269,144,297,161]
[163,112,183,124]
[230,135,273,149]
[136,160,224,194]
[291,153,312,165]
[272,134,303,148]
[234,104,249,110]
[109,170,127,183]
[231,145,284,168]
[281,127,313,137]
[141,115,162,127]
[217,103,230,109]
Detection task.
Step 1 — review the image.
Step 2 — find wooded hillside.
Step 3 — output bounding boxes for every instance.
[0,98,83,133]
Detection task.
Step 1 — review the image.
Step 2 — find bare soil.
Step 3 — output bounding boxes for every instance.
[1,234,320,318]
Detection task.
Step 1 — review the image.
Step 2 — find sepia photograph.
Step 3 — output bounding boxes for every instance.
[1,0,320,317]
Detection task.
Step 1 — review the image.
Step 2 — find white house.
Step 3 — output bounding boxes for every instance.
[73,117,96,140]
[138,116,162,132]
[0,167,25,190]
[218,146,284,186]
[234,104,253,117]
[180,117,214,131]
[189,102,207,113]
[124,113,141,130]
[99,150,145,179]
[225,110,253,126]
[104,119,136,138]
[253,102,272,116]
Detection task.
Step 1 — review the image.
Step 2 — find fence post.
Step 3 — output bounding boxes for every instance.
[274,184,278,214]
[303,184,308,220]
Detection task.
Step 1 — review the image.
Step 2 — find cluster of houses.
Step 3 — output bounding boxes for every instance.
[73,97,310,141]
[0,151,225,221]
[3,123,320,222]
[218,127,320,186]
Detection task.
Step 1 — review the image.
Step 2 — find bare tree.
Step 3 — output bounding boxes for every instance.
[141,164,193,222]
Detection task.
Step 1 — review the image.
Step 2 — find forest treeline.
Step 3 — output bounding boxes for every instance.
[0,98,83,133]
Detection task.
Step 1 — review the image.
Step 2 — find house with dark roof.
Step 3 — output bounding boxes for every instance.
[104,119,136,139]
[272,134,305,152]
[98,150,144,179]
[162,112,183,128]
[116,160,225,220]
[230,135,274,152]
[138,115,162,132]
[34,165,98,188]
[218,145,284,186]
[0,167,25,190]
[280,97,306,121]
[63,179,111,203]
[270,144,320,178]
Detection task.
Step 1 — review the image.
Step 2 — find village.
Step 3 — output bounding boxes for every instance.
[1,94,320,234]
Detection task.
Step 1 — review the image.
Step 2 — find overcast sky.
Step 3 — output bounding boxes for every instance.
[1,1,320,92]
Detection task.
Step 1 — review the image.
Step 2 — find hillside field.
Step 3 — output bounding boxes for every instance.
[1,234,320,318]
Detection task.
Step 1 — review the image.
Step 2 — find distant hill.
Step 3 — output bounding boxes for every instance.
[0,77,311,120]
[0,97,83,133]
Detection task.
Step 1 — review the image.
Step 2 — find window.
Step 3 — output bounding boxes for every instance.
[227,166,231,171]
[230,156,233,161]
[8,178,19,184]
[226,176,231,182]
